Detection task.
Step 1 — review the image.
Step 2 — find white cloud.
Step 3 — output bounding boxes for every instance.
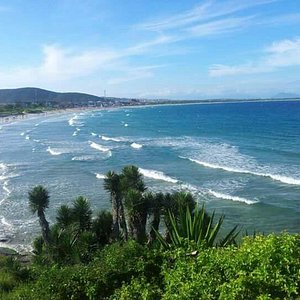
[209,37,300,77]
[186,16,254,37]
[0,42,166,89]
[138,0,276,32]
[0,45,120,87]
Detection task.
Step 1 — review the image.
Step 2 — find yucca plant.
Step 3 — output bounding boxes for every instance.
[155,203,239,249]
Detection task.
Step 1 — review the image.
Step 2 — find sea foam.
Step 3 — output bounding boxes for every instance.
[131,143,143,149]
[180,156,300,186]
[95,173,106,179]
[47,147,62,156]
[89,142,111,152]
[207,190,258,205]
[72,155,95,161]
[1,217,13,228]
[101,135,124,142]
[139,168,178,183]
[68,115,78,126]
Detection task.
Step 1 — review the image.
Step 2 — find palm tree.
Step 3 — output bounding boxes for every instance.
[92,210,113,246]
[121,165,146,193]
[72,196,92,232]
[56,205,73,229]
[147,192,164,244]
[28,185,51,246]
[124,189,149,243]
[104,171,122,239]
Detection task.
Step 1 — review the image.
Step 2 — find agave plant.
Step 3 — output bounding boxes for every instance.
[155,203,239,249]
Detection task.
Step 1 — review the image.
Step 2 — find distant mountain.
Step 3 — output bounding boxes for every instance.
[0,87,107,104]
[273,92,300,99]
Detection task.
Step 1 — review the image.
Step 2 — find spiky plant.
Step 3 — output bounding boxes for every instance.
[155,203,239,249]
[56,205,73,229]
[72,196,92,232]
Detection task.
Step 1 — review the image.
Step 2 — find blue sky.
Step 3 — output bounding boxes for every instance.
[0,0,299,99]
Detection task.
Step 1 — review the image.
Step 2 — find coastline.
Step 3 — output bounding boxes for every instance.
[1,98,300,126]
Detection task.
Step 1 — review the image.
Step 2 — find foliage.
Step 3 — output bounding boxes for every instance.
[0,255,30,297]
[156,204,239,249]
[72,196,92,232]
[161,233,300,300]
[4,167,298,299]
[3,233,300,299]
[28,185,49,214]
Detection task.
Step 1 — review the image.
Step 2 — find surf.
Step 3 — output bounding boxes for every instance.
[207,189,258,205]
[139,168,178,183]
[89,141,111,152]
[47,147,62,156]
[180,156,300,186]
[131,143,143,149]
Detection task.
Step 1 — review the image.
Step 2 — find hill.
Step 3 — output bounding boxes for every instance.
[0,87,106,105]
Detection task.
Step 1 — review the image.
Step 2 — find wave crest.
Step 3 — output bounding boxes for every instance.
[180,156,300,186]
[47,147,62,156]
[131,143,143,149]
[89,142,111,152]
[95,173,106,179]
[139,168,178,183]
[101,135,124,142]
[72,155,95,161]
[207,190,258,205]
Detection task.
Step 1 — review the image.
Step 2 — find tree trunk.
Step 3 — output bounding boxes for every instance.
[111,193,120,240]
[119,199,128,241]
[132,212,147,243]
[38,210,51,246]
[148,211,160,244]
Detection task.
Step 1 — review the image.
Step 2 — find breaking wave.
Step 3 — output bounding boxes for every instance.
[68,115,78,126]
[131,143,143,149]
[47,147,62,156]
[89,142,111,152]
[207,190,259,205]
[71,155,95,161]
[1,217,13,228]
[139,168,178,183]
[95,173,106,179]
[180,156,300,186]
[101,135,124,142]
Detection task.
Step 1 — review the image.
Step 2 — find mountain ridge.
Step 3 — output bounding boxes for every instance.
[0,87,109,104]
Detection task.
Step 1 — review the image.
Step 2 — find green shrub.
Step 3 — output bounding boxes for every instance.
[162,233,300,300]
[5,234,299,300]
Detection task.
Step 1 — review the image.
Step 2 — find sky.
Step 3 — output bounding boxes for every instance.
[0,0,299,99]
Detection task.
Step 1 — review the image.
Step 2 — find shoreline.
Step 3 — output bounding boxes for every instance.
[1,98,300,125]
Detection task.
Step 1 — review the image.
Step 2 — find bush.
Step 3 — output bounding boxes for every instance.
[5,234,300,299]
[162,233,300,300]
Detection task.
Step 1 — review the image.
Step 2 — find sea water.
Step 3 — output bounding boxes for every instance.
[0,101,299,250]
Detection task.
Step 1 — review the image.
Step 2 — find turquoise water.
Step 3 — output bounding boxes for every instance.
[0,101,299,250]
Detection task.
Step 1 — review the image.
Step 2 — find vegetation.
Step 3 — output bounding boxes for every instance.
[0,165,299,299]
[0,103,50,117]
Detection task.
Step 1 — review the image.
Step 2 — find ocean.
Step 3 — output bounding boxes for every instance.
[0,101,299,251]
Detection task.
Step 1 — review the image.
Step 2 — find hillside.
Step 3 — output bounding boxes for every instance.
[0,87,106,105]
